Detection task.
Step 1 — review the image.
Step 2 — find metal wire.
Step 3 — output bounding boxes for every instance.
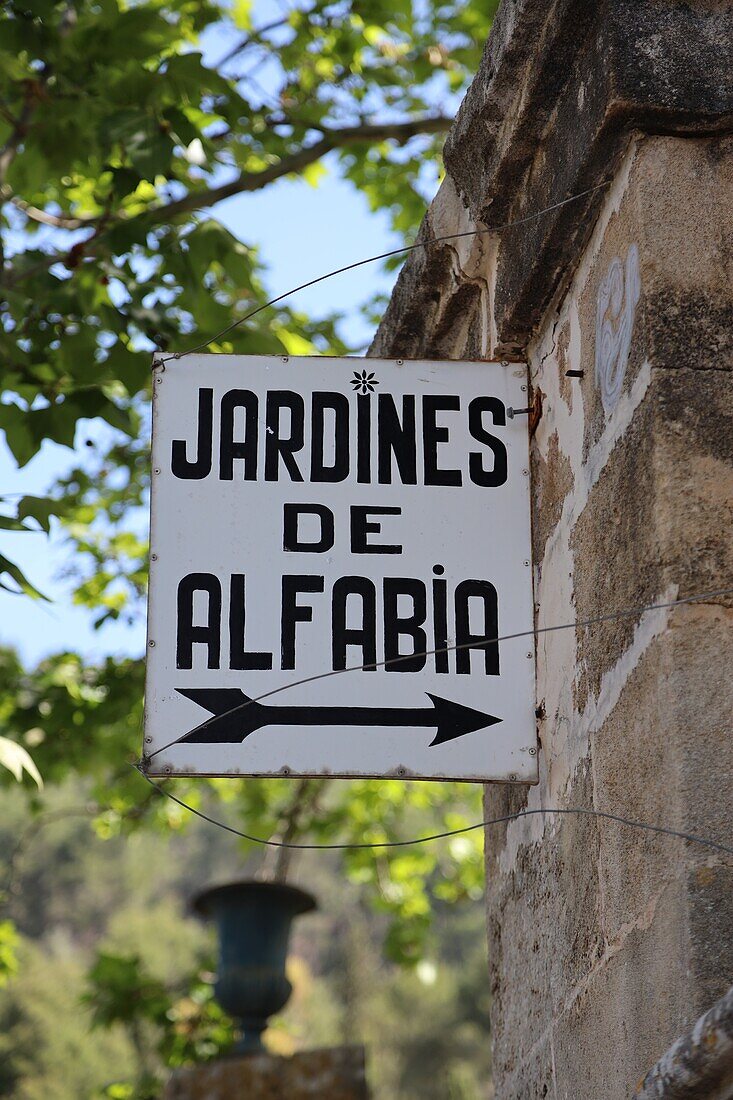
[155,181,611,365]
[141,182,732,859]
[144,585,733,763]
[134,770,733,856]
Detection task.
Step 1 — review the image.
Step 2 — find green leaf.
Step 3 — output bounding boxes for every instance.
[276,328,318,356]
[0,554,49,600]
[106,111,174,182]
[0,921,19,987]
[17,495,63,534]
[103,344,152,398]
[232,0,252,30]
[0,404,36,468]
[0,515,33,532]
[162,107,200,148]
[302,161,328,188]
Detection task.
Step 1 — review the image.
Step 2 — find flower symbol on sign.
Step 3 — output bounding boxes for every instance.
[350,369,379,395]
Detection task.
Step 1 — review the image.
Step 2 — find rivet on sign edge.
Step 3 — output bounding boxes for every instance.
[528,747,537,756]
[155,377,162,384]
[151,553,158,561]
[163,766,172,774]
[154,468,161,475]
[145,736,153,744]
[149,640,155,647]
[523,560,530,567]
[526,652,532,659]
[522,469,529,476]
[509,774,517,781]
[396,359,403,365]
[521,385,527,392]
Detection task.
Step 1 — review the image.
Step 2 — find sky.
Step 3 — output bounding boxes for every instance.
[0,9,426,666]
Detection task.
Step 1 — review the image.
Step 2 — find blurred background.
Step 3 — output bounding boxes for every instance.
[0,0,500,1094]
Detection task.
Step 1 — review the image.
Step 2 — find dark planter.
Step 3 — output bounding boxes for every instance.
[193,879,317,1055]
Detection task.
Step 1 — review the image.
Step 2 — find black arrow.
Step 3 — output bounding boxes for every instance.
[174,688,501,748]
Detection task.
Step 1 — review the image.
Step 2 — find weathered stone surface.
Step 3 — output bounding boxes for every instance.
[550,907,694,1100]
[163,1046,369,1100]
[376,128,733,1100]
[369,178,490,361]
[372,1,733,359]
[485,768,604,1084]
[487,0,733,349]
[484,133,733,1098]
[372,2,733,1096]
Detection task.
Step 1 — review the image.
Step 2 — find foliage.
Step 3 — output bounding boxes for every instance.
[0,3,498,1091]
[0,650,483,970]
[0,792,491,1097]
[0,0,496,472]
[0,0,496,963]
[0,936,134,1100]
[0,920,19,987]
[0,639,485,962]
[84,951,234,1096]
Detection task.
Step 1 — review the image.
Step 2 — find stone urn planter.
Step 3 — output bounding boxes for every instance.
[193,880,317,1055]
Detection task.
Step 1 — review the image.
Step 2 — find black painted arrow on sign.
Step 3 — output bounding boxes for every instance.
[175,688,501,748]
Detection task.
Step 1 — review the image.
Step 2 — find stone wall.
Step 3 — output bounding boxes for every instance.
[371,2,733,1094]
[485,132,733,1100]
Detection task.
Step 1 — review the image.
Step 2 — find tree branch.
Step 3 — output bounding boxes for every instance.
[1,804,97,905]
[0,97,35,183]
[0,101,20,128]
[258,778,329,883]
[0,185,87,230]
[142,115,451,224]
[4,114,451,284]
[215,15,292,68]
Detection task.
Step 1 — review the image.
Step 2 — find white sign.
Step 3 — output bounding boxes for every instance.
[143,355,536,783]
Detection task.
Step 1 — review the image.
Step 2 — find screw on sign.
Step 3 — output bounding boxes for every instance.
[143,356,536,783]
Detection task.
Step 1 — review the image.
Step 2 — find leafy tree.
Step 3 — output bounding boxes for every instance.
[0,938,134,1100]
[0,641,486,961]
[0,920,19,987]
[84,951,235,1097]
[0,787,492,1097]
[0,0,497,975]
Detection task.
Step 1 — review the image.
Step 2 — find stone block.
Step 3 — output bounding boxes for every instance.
[491,1032,555,1100]
[485,770,604,1079]
[163,1046,369,1100]
[551,908,693,1100]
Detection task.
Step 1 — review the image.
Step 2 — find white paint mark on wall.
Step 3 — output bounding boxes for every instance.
[584,582,677,742]
[573,357,652,526]
[499,583,677,874]
[496,140,654,868]
[595,244,641,415]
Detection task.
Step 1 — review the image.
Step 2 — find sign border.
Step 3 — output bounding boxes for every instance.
[142,355,538,785]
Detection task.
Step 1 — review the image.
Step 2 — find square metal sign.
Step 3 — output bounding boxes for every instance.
[143,355,537,783]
